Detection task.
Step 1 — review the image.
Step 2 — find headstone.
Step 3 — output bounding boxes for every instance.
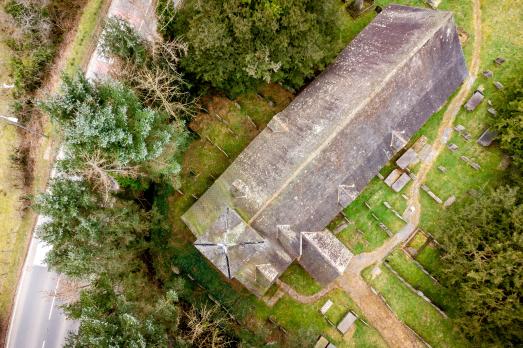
[448,143,459,152]
[384,169,402,187]
[487,99,493,106]
[482,70,493,78]
[477,84,485,93]
[487,107,497,116]
[377,173,385,180]
[454,124,465,133]
[426,0,441,9]
[320,300,334,315]
[494,81,504,90]
[391,173,411,192]
[494,57,506,65]
[443,195,456,207]
[314,336,330,348]
[396,148,418,169]
[441,127,452,144]
[462,132,472,141]
[412,135,428,153]
[477,128,497,147]
[464,91,484,111]
[437,165,447,173]
[418,144,434,162]
[337,312,358,334]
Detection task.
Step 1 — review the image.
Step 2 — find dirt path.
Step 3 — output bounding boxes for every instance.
[407,0,483,226]
[280,1,483,347]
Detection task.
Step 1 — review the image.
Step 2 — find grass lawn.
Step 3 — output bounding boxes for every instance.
[363,265,469,347]
[64,0,110,74]
[0,21,27,340]
[386,250,457,316]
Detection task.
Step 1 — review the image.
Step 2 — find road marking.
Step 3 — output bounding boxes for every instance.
[42,340,46,348]
[48,277,60,320]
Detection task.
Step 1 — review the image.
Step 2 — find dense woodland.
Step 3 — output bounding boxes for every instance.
[2,0,522,346]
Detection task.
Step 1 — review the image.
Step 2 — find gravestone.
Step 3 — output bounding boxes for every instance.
[438,165,447,173]
[448,143,459,152]
[477,128,497,147]
[426,0,441,9]
[391,173,411,192]
[384,169,402,187]
[494,81,504,90]
[494,57,506,65]
[444,195,456,207]
[482,70,493,78]
[396,148,418,169]
[487,107,497,116]
[464,91,484,111]
[454,124,465,133]
[320,300,334,315]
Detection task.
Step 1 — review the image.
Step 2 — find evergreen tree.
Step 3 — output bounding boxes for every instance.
[438,186,523,346]
[41,73,177,166]
[159,0,343,95]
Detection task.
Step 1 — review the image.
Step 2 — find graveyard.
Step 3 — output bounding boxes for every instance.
[1,0,519,345]
[167,0,522,346]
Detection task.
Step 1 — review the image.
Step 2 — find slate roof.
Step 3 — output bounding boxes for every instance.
[182,5,467,296]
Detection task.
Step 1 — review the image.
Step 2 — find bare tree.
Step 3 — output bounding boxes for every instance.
[75,150,139,203]
[183,304,232,347]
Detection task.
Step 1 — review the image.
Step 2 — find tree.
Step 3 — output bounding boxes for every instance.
[494,78,523,170]
[34,178,151,278]
[158,0,343,95]
[100,18,193,123]
[41,72,180,167]
[64,275,181,348]
[437,186,523,347]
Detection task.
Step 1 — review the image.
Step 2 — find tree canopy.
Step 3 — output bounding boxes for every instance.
[159,0,343,95]
[494,78,523,169]
[42,73,177,166]
[438,186,523,346]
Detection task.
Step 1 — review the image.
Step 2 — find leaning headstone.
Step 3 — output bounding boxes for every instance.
[384,169,402,187]
[377,173,385,180]
[482,70,493,78]
[487,99,493,106]
[443,195,456,208]
[391,173,411,192]
[494,57,506,65]
[494,81,504,90]
[477,128,498,147]
[427,191,443,204]
[448,143,459,152]
[487,107,497,116]
[396,148,418,169]
[438,165,447,173]
[464,91,484,111]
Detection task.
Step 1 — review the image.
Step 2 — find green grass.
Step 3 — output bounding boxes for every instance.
[279,263,322,296]
[364,265,469,347]
[419,0,523,237]
[386,250,457,315]
[64,0,108,74]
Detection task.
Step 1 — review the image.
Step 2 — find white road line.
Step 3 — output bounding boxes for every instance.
[42,340,46,348]
[48,276,61,320]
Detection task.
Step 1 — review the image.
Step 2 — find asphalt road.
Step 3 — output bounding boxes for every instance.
[6,229,78,348]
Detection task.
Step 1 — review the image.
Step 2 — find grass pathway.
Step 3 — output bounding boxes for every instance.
[280,1,483,346]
